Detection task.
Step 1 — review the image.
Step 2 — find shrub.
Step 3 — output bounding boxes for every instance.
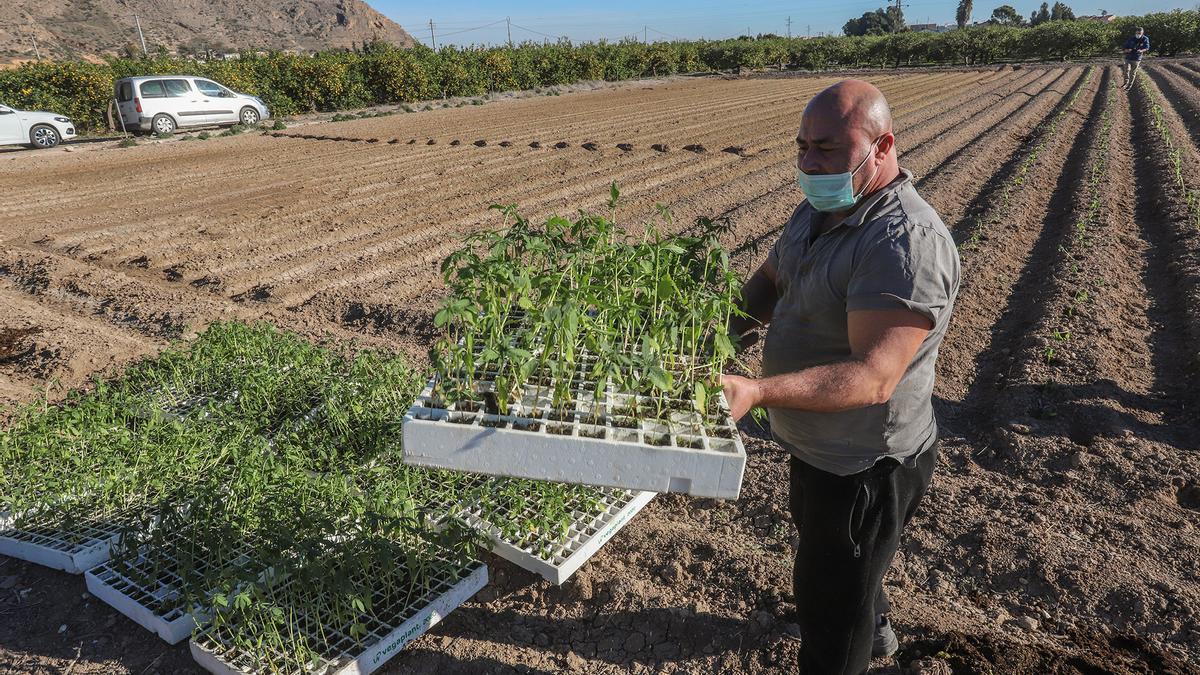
[4,11,1198,134]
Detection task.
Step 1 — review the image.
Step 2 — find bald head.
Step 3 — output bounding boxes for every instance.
[795,79,900,212]
[804,79,892,139]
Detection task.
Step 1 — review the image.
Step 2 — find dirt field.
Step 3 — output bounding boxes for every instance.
[1,62,1199,674]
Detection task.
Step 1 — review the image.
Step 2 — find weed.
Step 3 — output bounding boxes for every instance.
[117,138,137,148]
[271,120,286,130]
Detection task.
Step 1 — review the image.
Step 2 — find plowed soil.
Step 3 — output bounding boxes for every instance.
[1,62,1198,675]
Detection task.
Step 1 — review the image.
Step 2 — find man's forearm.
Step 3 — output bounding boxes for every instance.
[753,359,892,413]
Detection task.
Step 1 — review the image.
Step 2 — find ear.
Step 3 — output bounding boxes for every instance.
[876,132,895,158]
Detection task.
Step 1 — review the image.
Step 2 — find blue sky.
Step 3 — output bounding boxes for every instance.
[378,0,1185,46]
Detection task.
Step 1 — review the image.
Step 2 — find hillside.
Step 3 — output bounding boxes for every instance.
[0,0,415,61]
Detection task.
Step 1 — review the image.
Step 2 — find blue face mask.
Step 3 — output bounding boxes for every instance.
[797,139,881,212]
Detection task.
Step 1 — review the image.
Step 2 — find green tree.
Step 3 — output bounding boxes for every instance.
[844,8,903,36]
[989,5,1026,26]
[1050,2,1075,21]
[1031,3,1051,26]
[956,0,974,28]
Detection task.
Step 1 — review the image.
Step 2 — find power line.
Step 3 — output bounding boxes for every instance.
[436,18,507,38]
[646,26,686,41]
[509,23,564,41]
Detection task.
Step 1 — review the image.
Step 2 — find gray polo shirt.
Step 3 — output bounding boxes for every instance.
[762,168,960,476]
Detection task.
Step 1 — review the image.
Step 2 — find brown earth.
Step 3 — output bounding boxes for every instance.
[1,64,1199,674]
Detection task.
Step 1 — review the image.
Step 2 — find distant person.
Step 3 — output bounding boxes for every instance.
[1123,26,1150,90]
[722,80,960,673]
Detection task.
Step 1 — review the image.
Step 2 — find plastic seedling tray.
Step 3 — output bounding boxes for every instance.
[459,485,654,585]
[86,550,201,644]
[85,540,266,644]
[0,509,128,574]
[402,374,746,499]
[189,559,487,675]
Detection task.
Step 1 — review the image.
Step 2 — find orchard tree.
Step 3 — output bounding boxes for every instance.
[989,5,1026,26]
[956,0,974,28]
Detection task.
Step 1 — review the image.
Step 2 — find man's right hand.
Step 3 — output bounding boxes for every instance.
[721,374,762,422]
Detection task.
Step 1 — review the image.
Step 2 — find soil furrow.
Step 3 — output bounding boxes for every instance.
[916,68,1085,231]
[44,73,960,267]
[929,66,1100,427]
[218,73,1038,302]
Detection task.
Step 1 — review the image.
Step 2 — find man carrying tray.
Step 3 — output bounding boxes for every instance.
[722,80,960,673]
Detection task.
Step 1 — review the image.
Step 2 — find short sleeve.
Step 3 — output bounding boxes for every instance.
[766,235,780,269]
[767,203,808,272]
[846,219,958,326]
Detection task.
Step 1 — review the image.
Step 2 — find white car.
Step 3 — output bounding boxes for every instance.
[0,103,76,149]
[114,75,270,135]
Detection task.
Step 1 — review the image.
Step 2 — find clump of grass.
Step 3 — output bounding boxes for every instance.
[271,120,286,130]
[197,131,211,140]
[118,137,137,148]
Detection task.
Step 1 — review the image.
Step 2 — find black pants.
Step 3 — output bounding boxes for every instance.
[788,443,937,675]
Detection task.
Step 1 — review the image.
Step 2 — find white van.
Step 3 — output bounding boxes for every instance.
[114,76,270,135]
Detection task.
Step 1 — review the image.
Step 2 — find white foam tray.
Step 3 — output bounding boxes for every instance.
[402,380,745,499]
[460,486,653,585]
[85,563,197,644]
[85,544,225,644]
[189,562,487,675]
[0,514,124,574]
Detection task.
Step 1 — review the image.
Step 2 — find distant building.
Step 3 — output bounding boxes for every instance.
[910,23,956,32]
[1079,11,1117,22]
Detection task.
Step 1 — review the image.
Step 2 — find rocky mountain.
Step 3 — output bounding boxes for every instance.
[1,0,415,61]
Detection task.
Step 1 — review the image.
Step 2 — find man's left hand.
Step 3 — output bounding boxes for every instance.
[721,374,761,421]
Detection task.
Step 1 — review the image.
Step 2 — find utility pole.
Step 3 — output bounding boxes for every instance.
[28,23,41,61]
[506,16,512,47]
[643,25,647,43]
[787,16,792,38]
[428,19,436,49]
[133,13,148,56]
